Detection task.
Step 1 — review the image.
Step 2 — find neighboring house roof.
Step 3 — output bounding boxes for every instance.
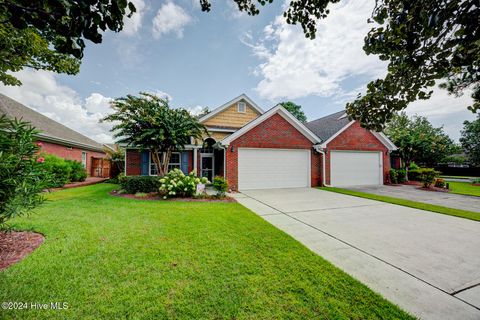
[198,93,264,123]
[306,110,396,151]
[221,105,321,145]
[0,93,104,152]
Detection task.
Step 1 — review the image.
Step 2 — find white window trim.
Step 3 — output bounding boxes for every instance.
[81,151,87,169]
[237,101,246,113]
[149,151,182,176]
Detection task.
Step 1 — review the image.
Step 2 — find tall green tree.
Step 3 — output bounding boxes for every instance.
[279,101,307,122]
[102,93,207,176]
[385,112,455,168]
[0,116,49,227]
[0,0,136,85]
[460,115,480,166]
[203,0,479,130]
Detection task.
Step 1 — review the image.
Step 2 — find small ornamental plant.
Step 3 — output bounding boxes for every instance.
[212,176,228,197]
[159,169,209,199]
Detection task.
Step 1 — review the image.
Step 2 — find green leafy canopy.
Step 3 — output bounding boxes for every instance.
[202,0,480,129]
[460,115,480,166]
[101,93,207,176]
[385,112,456,167]
[0,0,136,85]
[279,101,307,122]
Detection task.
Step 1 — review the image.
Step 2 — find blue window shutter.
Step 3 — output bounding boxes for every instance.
[141,151,149,176]
[181,151,189,174]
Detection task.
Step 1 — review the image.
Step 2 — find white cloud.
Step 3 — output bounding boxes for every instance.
[247,0,386,101]
[187,105,206,115]
[152,2,192,39]
[406,88,477,141]
[0,70,114,143]
[122,0,147,36]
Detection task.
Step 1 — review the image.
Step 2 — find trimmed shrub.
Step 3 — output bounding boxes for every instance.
[389,169,398,184]
[408,169,421,181]
[213,176,228,197]
[396,169,407,183]
[434,178,446,188]
[159,169,208,198]
[119,176,161,194]
[65,160,87,182]
[409,162,420,170]
[418,168,439,188]
[40,154,72,187]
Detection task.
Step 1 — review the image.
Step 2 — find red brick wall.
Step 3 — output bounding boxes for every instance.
[37,140,106,176]
[126,149,141,176]
[225,113,317,191]
[324,122,390,184]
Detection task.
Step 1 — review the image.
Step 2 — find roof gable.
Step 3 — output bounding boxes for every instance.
[0,93,103,151]
[307,110,396,150]
[199,94,264,124]
[221,105,321,145]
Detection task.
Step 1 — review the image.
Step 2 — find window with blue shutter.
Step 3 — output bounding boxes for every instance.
[141,150,149,176]
[181,151,189,174]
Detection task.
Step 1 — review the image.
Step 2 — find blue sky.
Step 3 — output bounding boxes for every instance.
[0,0,476,142]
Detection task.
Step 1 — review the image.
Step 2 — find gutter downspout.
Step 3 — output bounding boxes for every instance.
[314,145,332,187]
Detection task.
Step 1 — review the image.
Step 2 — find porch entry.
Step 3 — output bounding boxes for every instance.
[199,138,224,181]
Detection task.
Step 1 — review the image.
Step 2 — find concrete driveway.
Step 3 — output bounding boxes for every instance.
[348,184,480,212]
[233,188,480,320]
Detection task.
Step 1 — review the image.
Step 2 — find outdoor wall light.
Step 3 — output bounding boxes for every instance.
[230,146,235,152]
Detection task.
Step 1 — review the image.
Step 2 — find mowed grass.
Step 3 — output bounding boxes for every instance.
[448,181,480,197]
[321,187,480,222]
[0,184,413,319]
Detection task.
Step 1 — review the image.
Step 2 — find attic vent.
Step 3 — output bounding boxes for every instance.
[237,102,246,113]
[338,113,348,120]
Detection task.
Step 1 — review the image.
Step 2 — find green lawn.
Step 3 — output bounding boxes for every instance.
[320,187,480,222]
[448,181,480,197]
[0,184,412,319]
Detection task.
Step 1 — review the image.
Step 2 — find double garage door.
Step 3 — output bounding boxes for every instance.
[238,148,310,190]
[237,148,383,190]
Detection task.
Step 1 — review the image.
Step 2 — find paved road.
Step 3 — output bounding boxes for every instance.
[232,188,480,320]
[348,184,480,212]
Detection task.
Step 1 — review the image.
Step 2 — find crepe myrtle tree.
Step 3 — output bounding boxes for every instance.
[102,93,208,176]
[385,112,455,178]
[200,0,479,130]
[0,0,136,86]
[0,116,49,227]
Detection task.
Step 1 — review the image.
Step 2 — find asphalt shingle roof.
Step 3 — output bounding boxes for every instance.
[0,93,103,150]
[305,110,351,142]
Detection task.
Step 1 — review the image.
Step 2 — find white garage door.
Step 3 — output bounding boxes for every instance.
[238,148,310,190]
[330,151,382,186]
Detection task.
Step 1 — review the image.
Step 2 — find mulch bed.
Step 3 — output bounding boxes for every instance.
[0,231,44,271]
[402,180,450,192]
[109,190,236,203]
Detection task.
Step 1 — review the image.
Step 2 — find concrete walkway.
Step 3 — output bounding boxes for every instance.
[348,184,480,212]
[232,188,480,320]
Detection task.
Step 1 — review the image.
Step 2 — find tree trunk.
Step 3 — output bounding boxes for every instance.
[161,149,172,175]
[151,148,164,176]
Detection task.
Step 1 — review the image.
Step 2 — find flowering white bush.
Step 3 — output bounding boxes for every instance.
[159,169,209,198]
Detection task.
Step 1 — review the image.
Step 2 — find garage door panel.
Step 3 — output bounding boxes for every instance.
[238,148,310,190]
[331,151,381,186]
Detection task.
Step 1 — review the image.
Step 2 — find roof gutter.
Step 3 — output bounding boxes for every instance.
[35,133,104,152]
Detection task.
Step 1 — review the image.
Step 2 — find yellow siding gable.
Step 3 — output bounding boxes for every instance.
[202,100,260,128]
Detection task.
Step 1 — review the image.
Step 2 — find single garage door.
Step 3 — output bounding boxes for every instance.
[330,151,382,186]
[238,148,310,190]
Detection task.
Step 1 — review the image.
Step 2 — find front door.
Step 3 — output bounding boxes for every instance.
[201,154,214,182]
